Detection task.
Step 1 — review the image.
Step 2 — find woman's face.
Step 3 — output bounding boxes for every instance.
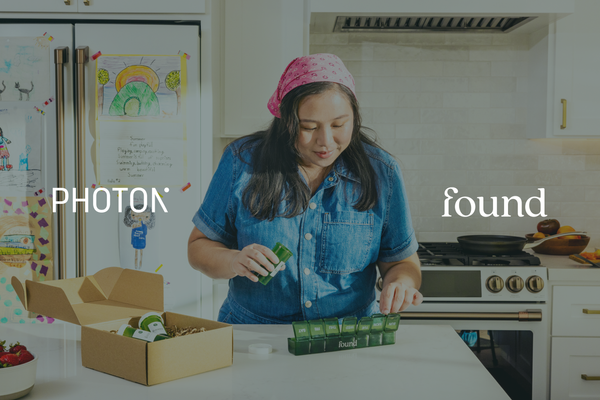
[296,88,354,173]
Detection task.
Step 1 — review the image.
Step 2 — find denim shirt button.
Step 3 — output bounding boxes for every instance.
[328,177,334,182]
[303,268,310,275]
[304,233,313,240]
[309,202,317,210]
[305,301,312,308]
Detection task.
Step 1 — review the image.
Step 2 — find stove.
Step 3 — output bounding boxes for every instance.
[397,242,549,400]
[418,242,542,267]
[416,242,547,303]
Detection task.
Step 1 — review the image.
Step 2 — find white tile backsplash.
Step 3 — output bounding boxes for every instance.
[310,33,600,243]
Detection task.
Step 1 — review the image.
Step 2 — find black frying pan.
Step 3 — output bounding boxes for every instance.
[457,235,527,255]
[458,232,588,255]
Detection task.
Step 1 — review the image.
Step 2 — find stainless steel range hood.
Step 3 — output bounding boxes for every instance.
[333,16,536,34]
[310,0,574,35]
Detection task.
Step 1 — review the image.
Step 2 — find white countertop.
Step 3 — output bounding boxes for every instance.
[525,250,600,282]
[1,323,510,400]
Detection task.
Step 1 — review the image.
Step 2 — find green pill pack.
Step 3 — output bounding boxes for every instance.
[288,313,401,356]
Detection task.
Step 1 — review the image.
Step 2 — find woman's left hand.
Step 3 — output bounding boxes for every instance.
[378,253,423,314]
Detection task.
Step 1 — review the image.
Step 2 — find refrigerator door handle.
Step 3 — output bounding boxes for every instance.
[76,46,89,278]
[54,47,69,280]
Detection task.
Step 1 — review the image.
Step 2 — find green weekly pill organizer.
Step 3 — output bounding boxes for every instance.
[288,313,400,356]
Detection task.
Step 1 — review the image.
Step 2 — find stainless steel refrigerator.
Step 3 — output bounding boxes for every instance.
[0,22,206,323]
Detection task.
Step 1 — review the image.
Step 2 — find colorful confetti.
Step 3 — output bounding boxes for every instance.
[155,264,163,272]
[181,182,191,192]
[34,188,44,196]
[178,50,191,60]
[91,51,102,60]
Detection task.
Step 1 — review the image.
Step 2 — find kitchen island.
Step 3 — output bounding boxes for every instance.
[2,323,510,400]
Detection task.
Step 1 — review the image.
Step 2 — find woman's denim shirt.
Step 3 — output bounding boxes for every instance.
[193,139,418,324]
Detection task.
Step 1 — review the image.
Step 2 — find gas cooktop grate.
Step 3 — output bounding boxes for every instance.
[418,242,541,266]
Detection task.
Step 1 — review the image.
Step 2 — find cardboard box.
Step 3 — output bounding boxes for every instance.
[12,267,233,385]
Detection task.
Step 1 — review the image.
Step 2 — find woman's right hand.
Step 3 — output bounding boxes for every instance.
[229,244,282,282]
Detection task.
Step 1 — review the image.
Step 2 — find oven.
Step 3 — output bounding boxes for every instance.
[377,242,549,400]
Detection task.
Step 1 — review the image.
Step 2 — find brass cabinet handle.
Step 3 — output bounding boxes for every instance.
[560,99,567,129]
[583,309,600,314]
[83,0,90,5]
[54,47,69,280]
[581,374,600,381]
[76,47,89,278]
[64,0,71,5]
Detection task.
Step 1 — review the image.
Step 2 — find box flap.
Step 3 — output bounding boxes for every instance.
[11,267,164,326]
[105,268,163,312]
[12,277,82,325]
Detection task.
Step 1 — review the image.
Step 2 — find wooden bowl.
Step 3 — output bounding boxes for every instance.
[525,233,590,255]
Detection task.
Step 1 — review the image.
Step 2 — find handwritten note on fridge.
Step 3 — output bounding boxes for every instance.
[97,120,185,187]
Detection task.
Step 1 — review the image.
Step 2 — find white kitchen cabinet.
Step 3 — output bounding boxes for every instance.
[0,0,204,14]
[551,338,600,399]
[76,0,204,14]
[528,0,600,138]
[222,0,306,137]
[551,285,600,399]
[0,0,77,12]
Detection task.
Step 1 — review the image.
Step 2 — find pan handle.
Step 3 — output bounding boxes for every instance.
[524,231,587,249]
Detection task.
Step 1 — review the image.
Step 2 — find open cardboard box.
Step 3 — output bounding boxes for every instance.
[11,267,232,385]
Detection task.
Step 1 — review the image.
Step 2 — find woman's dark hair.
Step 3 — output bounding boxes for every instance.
[231,81,385,221]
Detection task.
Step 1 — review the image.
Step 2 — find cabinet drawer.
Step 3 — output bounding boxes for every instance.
[552,286,600,337]
[551,337,600,400]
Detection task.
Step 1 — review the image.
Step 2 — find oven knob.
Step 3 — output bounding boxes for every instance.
[506,275,524,293]
[486,275,504,293]
[526,275,545,293]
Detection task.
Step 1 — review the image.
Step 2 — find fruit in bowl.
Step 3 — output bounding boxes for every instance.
[556,225,581,240]
[525,233,590,255]
[537,219,560,235]
[0,341,38,400]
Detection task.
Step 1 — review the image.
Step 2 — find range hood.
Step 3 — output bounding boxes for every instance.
[310,0,574,35]
[333,16,534,34]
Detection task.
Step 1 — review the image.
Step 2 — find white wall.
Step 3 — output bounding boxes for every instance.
[309,31,600,248]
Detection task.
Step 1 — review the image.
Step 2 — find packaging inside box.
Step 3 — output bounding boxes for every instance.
[12,267,233,385]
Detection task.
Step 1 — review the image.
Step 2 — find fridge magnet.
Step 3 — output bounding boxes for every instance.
[0,196,54,323]
[119,198,159,271]
[0,37,51,102]
[0,108,43,195]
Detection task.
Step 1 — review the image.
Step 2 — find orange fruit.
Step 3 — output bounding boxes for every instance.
[557,226,575,234]
[532,232,545,239]
[557,226,577,239]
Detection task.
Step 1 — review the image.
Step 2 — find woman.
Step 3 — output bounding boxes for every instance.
[188,54,422,324]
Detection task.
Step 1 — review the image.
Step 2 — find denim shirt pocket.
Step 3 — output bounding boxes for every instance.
[319,211,374,274]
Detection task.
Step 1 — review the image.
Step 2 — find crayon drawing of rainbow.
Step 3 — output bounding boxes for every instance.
[96,55,185,119]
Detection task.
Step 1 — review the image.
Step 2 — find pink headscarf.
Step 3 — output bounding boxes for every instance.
[267,53,356,118]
